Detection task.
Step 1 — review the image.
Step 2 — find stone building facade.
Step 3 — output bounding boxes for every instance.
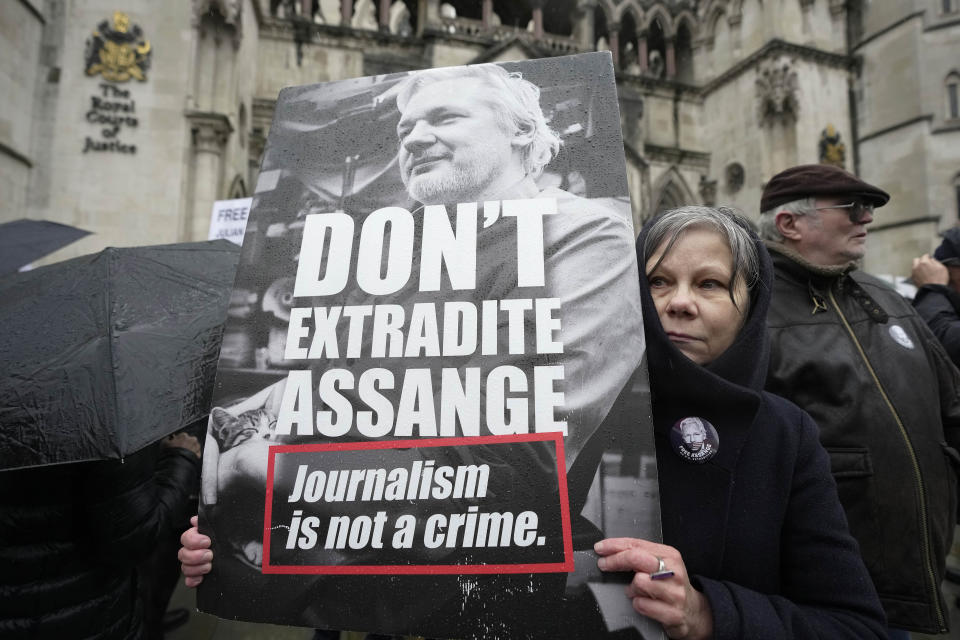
[2,0,958,277]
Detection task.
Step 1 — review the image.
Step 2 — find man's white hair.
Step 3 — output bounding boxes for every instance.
[394,63,562,178]
[758,197,815,241]
[680,417,706,435]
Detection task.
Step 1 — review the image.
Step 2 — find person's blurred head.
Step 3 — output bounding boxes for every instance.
[643,206,759,365]
[394,64,561,204]
[934,227,960,267]
[929,227,960,292]
[758,164,889,267]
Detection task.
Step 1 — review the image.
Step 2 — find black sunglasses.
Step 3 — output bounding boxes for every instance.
[813,201,874,223]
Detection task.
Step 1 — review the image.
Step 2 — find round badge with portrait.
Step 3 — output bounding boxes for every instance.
[670,416,720,463]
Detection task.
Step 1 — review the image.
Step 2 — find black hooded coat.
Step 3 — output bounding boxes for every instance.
[635,215,886,638]
[0,445,199,639]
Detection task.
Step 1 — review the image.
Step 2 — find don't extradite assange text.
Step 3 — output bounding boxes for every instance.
[197,52,660,640]
[269,199,576,573]
[280,199,570,438]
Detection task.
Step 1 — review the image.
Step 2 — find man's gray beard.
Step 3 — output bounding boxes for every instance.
[404,163,490,204]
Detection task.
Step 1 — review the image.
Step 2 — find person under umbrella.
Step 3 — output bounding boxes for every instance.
[0,240,238,470]
[0,430,201,639]
[0,240,238,639]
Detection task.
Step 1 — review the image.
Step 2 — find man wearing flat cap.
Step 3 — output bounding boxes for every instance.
[759,163,960,637]
[911,227,960,368]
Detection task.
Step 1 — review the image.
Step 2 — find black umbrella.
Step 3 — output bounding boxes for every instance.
[0,218,92,275]
[0,240,240,471]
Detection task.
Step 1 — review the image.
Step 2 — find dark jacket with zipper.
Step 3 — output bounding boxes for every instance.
[0,444,200,640]
[637,218,886,638]
[764,242,960,634]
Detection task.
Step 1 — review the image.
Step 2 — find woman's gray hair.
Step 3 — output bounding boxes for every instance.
[758,197,815,241]
[643,206,760,309]
[394,63,562,177]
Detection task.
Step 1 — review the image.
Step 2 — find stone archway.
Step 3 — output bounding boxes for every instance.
[651,166,696,217]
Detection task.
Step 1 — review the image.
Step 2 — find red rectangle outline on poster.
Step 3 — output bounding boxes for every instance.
[261,432,574,575]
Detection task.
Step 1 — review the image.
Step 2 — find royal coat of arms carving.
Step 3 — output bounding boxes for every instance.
[85,12,152,83]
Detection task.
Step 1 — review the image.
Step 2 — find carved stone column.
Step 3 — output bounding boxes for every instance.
[665,36,676,78]
[530,0,544,38]
[248,130,267,195]
[250,98,275,190]
[482,0,493,27]
[186,112,233,241]
[572,0,596,50]
[379,0,390,30]
[341,0,352,25]
[191,0,243,47]
[190,1,242,116]
[420,0,438,35]
[637,29,648,73]
[619,87,644,149]
[608,23,620,69]
[828,0,848,49]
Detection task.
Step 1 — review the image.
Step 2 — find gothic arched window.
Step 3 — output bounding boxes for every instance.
[946,72,960,121]
[675,20,694,83]
[647,16,667,79]
[620,12,639,74]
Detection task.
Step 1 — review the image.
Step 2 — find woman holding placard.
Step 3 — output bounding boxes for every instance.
[593,206,886,638]
[181,205,887,639]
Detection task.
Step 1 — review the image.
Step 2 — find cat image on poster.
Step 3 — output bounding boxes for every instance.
[206,384,291,568]
[210,404,278,452]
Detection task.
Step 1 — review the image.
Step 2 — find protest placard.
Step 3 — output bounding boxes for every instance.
[199,52,661,640]
[208,197,253,245]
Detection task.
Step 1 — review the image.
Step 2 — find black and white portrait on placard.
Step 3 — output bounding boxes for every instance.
[199,52,662,640]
